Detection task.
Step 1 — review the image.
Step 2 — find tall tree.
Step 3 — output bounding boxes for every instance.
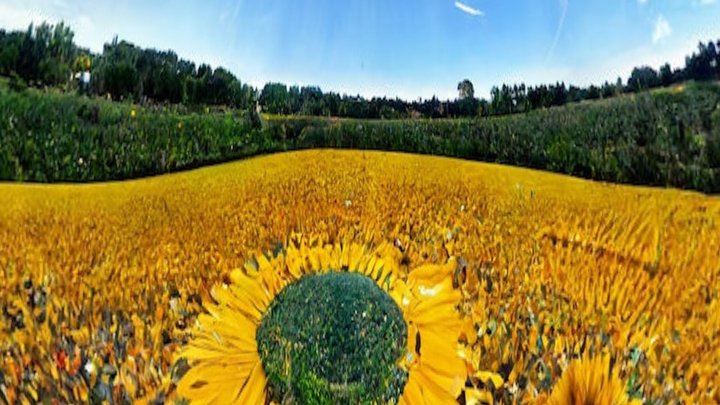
[659,63,673,86]
[628,66,660,91]
[457,79,475,99]
[259,83,290,114]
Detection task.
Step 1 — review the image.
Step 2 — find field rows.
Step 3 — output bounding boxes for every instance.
[0,150,718,403]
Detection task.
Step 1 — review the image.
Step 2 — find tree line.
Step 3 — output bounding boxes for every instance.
[3,81,719,192]
[0,22,256,110]
[1,21,720,118]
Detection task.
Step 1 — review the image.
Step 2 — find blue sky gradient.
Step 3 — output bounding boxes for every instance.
[1,0,719,99]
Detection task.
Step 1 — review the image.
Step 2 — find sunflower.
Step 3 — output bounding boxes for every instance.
[538,354,641,405]
[175,240,466,404]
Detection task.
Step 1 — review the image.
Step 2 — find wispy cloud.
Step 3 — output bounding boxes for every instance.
[0,0,108,51]
[454,1,484,17]
[652,15,671,44]
[688,0,716,7]
[638,0,648,4]
[545,0,568,61]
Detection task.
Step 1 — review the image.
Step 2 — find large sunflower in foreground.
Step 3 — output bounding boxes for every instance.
[536,354,642,405]
[175,241,466,404]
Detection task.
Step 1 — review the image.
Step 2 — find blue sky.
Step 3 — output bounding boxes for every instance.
[1,0,719,99]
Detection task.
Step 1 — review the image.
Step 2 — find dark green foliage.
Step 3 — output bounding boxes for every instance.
[0,88,265,181]
[628,66,661,92]
[283,82,720,193]
[707,106,720,168]
[259,83,291,115]
[256,272,408,404]
[1,83,720,193]
[8,72,27,92]
[458,79,475,99]
[2,20,720,121]
[89,38,256,108]
[255,38,720,119]
[0,22,75,88]
[0,23,256,109]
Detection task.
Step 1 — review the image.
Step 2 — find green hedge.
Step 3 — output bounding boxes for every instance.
[2,83,720,192]
[0,89,270,181]
[285,83,720,193]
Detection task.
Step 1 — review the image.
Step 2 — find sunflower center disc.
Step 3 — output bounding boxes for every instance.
[256,271,408,403]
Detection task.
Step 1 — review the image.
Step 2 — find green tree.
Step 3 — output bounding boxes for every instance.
[259,83,290,114]
[0,30,22,75]
[627,66,660,91]
[457,79,475,99]
[659,63,673,86]
[91,37,140,99]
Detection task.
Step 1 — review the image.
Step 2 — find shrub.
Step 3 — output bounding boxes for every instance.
[1,82,719,192]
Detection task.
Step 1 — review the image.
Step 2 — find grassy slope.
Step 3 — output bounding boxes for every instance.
[2,81,720,192]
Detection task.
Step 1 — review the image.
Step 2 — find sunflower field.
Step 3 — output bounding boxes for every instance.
[0,150,718,404]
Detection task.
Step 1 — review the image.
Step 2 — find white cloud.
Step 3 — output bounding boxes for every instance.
[690,0,716,6]
[0,1,111,52]
[454,1,484,17]
[638,0,648,4]
[0,2,52,31]
[652,15,671,44]
[546,0,568,61]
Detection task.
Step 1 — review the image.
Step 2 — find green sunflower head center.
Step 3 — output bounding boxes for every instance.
[256,271,408,404]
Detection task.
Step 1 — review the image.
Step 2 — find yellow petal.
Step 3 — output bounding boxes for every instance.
[465,388,494,405]
[475,370,504,389]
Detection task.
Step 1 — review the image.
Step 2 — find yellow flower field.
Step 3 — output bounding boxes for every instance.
[0,150,718,404]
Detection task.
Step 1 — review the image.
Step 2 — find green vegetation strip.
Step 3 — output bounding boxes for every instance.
[1,82,720,192]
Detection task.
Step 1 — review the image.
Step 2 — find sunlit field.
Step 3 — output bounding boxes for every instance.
[0,150,717,404]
